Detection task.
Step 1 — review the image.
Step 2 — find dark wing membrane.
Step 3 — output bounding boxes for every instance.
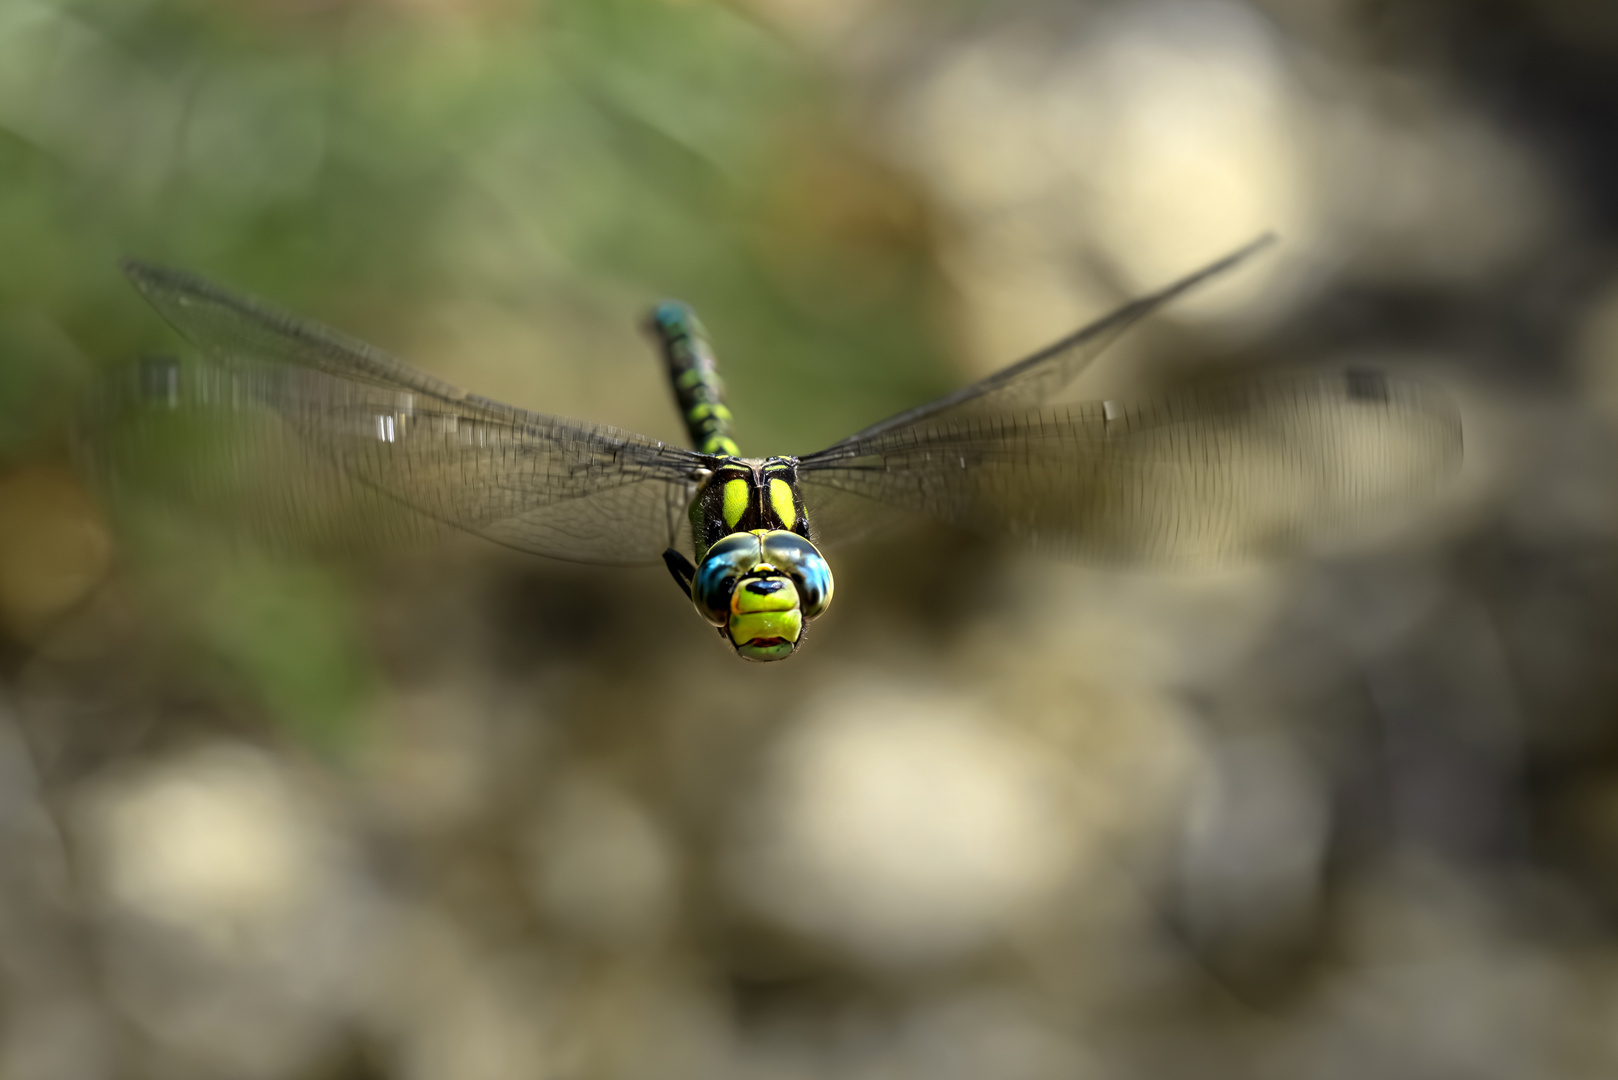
[90,262,705,565]
[798,369,1462,567]
[831,234,1276,447]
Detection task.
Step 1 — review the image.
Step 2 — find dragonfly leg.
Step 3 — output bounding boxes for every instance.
[662,548,696,597]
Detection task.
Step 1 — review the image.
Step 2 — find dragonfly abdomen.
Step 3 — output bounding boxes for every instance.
[648,301,739,457]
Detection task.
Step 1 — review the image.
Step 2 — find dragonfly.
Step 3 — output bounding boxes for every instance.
[87,236,1461,661]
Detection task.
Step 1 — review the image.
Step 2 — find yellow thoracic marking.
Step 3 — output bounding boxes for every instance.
[769,477,796,531]
[722,478,750,529]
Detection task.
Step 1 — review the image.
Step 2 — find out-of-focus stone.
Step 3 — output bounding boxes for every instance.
[79,744,328,945]
[893,991,1090,1080]
[1577,275,1618,430]
[360,685,501,833]
[360,907,730,1080]
[387,948,555,1080]
[984,559,1287,689]
[935,225,1117,382]
[0,998,113,1080]
[1312,77,1553,286]
[897,0,1318,368]
[72,742,375,1079]
[724,680,1081,969]
[1059,1,1317,314]
[0,698,112,1080]
[523,774,677,945]
[895,0,1553,386]
[1177,734,1329,947]
[1271,859,1578,1080]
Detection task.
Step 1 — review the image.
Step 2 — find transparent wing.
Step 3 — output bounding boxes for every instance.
[798,369,1462,567]
[90,262,706,565]
[78,355,457,555]
[832,234,1276,447]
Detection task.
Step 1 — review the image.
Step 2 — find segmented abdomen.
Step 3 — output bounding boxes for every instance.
[648,301,739,457]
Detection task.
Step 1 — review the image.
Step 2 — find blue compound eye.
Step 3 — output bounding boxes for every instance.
[760,531,833,619]
[691,533,763,626]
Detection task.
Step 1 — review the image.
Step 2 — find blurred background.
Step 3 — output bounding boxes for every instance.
[2,0,1618,1077]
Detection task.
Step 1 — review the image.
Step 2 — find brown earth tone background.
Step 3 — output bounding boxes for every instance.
[4,1,1618,1077]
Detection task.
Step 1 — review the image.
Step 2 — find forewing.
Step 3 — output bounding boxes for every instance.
[832,235,1276,447]
[93,263,704,565]
[799,369,1462,567]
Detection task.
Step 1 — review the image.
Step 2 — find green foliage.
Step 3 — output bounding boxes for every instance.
[191,556,374,760]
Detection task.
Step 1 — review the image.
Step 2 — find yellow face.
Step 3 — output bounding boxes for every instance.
[726,570,802,661]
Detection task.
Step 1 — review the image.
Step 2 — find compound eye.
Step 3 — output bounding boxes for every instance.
[691,533,763,626]
[760,531,833,619]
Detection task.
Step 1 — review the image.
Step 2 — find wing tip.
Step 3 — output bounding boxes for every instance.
[119,257,202,302]
[1169,231,1280,297]
[119,256,159,289]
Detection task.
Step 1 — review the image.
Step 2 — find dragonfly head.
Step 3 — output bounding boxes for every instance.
[690,530,833,662]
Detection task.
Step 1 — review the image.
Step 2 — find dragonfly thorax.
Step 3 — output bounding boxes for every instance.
[689,456,808,561]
